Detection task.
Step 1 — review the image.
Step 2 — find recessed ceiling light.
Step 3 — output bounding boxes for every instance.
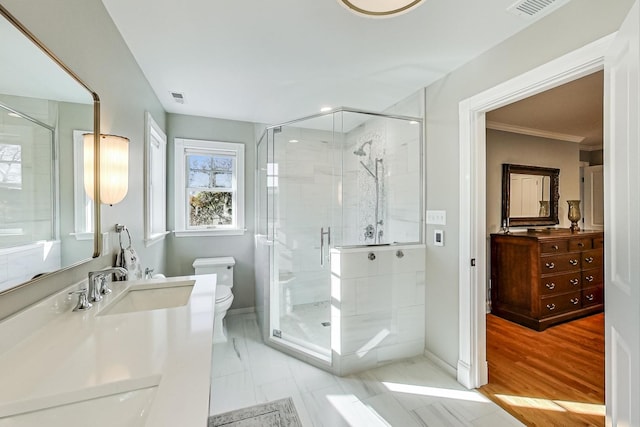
[320,106,332,112]
[338,0,426,17]
[409,120,419,125]
[289,139,299,143]
[7,112,21,118]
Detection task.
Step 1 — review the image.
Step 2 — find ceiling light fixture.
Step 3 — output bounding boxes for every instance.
[338,0,426,17]
[320,106,333,112]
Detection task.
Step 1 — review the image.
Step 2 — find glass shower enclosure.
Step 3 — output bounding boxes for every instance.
[256,108,423,369]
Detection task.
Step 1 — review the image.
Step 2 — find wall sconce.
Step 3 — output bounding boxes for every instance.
[83,133,129,205]
[338,0,425,17]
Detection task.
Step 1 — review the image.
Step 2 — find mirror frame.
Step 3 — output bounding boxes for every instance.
[0,5,101,289]
[502,163,560,227]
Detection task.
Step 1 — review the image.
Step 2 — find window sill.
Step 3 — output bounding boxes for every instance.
[174,228,247,237]
[145,231,170,247]
[70,232,94,241]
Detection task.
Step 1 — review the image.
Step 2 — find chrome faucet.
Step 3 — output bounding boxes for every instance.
[88,267,128,302]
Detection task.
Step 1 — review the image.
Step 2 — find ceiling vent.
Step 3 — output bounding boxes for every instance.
[507,0,570,20]
[170,91,185,104]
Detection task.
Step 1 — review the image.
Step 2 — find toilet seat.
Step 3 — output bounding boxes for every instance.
[215,285,233,303]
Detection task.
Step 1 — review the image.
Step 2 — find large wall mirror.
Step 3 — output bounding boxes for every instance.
[502,163,560,227]
[0,6,100,294]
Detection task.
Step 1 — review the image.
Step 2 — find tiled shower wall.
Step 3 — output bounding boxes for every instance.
[330,244,426,375]
[0,241,61,292]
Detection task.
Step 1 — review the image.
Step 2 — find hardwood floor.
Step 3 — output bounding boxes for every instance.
[479,313,605,426]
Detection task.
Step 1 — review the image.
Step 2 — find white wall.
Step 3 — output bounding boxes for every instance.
[0,0,167,319]
[486,129,581,233]
[423,0,634,368]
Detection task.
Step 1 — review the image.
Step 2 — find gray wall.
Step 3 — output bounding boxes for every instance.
[166,113,256,310]
[0,0,167,319]
[486,129,581,233]
[423,0,634,368]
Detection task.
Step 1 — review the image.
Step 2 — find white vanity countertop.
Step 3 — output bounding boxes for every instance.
[0,274,216,426]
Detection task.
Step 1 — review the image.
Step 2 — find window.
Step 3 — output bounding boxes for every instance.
[145,112,168,246]
[72,130,93,240]
[174,138,245,236]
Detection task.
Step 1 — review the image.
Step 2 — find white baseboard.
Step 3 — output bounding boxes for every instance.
[227,306,255,316]
[423,349,457,378]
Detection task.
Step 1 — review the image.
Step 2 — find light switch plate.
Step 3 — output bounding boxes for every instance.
[426,210,447,225]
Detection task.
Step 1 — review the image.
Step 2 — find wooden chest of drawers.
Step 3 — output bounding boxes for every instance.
[490,230,604,331]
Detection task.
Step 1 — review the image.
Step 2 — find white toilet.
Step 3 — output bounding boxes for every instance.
[192,257,235,343]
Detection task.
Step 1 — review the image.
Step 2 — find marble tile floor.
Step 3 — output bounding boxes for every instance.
[209,312,524,427]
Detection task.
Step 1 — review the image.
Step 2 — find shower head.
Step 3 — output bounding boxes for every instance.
[353,140,372,156]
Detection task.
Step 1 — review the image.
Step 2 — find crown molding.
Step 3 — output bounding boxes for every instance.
[486,120,586,143]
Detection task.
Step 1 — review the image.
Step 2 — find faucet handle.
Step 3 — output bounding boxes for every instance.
[99,276,112,296]
[69,288,92,311]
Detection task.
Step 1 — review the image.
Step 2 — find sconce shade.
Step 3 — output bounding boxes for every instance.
[83,134,129,205]
[338,0,425,17]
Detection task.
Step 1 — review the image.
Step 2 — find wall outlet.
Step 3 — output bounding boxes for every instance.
[426,210,447,225]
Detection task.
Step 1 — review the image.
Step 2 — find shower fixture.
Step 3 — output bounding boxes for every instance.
[353,140,372,157]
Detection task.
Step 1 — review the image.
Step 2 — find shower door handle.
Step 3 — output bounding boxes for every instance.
[320,227,331,266]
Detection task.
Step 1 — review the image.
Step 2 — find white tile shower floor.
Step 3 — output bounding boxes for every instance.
[209,312,524,426]
[279,300,331,352]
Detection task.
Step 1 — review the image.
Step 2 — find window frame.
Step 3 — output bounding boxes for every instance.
[174,138,245,237]
[71,129,93,240]
[144,112,169,246]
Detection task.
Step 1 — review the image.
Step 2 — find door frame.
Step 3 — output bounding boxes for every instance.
[457,33,615,388]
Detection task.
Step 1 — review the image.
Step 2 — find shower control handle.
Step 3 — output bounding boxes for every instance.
[320,227,331,266]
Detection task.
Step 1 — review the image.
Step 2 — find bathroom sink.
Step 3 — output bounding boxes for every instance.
[0,376,160,426]
[99,280,195,316]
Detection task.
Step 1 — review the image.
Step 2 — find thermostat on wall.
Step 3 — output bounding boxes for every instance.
[434,229,444,246]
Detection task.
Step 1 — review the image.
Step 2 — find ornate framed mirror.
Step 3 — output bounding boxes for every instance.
[0,5,100,294]
[502,163,560,227]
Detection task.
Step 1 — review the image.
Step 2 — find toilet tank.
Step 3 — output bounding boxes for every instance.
[192,257,235,288]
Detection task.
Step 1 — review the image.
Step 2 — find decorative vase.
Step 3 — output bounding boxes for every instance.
[567,200,581,232]
[539,200,549,217]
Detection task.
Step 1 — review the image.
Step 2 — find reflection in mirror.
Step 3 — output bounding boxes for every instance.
[502,164,559,227]
[0,6,99,293]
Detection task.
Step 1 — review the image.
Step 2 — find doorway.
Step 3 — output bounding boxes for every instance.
[479,71,605,425]
[457,33,614,389]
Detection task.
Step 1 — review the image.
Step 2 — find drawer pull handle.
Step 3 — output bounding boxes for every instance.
[545,283,556,290]
[578,242,585,247]
[586,294,595,301]
[586,275,594,282]
[552,245,559,250]
[546,303,556,311]
[585,256,594,263]
[570,297,580,305]
[545,262,555,269]
[570,278,580,286]
[569,259,578,266]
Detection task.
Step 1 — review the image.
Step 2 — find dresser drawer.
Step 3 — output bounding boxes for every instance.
[539,272,581,295]
[569,237,593,251]
[582,285,603,307]
[593,236,604,249]
[540,240,568,254]
[582,248,603,269]
[540,253,582,274]
[540,292,582,317]
[583,268,603,287]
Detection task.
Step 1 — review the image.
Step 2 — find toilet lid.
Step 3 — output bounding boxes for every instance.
[215,286,233,302]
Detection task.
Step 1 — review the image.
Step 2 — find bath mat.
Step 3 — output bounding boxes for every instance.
[208,397,302,427]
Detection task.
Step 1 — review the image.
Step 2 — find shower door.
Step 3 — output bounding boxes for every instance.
[268,115,341,360]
